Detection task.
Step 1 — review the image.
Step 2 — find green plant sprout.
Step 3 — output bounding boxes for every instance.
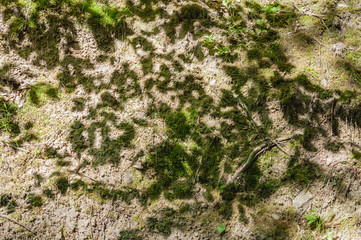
[202,34,217,45]
[0,101,16,134]
[217,46,230,55]
[217,224,226,234]
[305,209,325,232]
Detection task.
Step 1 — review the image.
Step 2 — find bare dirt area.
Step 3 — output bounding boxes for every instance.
[1,0,361,239]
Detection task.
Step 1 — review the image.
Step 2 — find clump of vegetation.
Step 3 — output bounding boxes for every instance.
[72,97,86,112]
[164,4,214,42]
[55,177,69,194]
[147,216,173,237]
[118,230,142,240]
[0,194,17,213]
[28,83,58,105]
[0,98,19,135]
[26,194,43,208]
[284,158,320,186]
[305,209,325,232]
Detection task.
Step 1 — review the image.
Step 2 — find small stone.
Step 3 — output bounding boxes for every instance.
[133,162,143,170]
[332,42,345,57]
[271,214,280,220]
[136,44,141,48]
[293,190,313,211]
[123,170,133,184]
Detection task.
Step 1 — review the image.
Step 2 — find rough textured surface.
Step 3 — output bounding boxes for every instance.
[0,0,361,239]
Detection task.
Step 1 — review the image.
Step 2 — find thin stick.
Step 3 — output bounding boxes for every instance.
[0,214,36,234]
[291,4,326,18]
[226,134,298,185]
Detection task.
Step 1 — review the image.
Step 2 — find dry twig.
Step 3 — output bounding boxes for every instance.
[0,213,36,235]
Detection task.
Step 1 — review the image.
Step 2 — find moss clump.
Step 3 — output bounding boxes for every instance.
[165,110,192,140]
[165,180,193,200]
[69,121,87,155]
[45,147,62,158]
[220,184,239,201]
[0,194,17,213]
[87,120,135,166]
[125,0,169,21]
[26,194,43,208]
[141,58,153,75]
[197,136,223,187]
[110,63,141,99]
[172,60,184,72]
[56,177,69,194]
[118,230,142,240]
[28,84,58,105]
[0,98,20,135]
[9,133,38,149]
[178,53,192,63]
[193,44,205,61]
[164,4,213,42]
[147,217,173,237]
[132,36,154,52]
[0,64,20,90]
[43,188,55,198]
[202,188,214,202]
[143,142,196,200]
[284,159,320,186]
[24,121,34,130]
[352,149,361,161]
[238,204,249,224]
[72,97,86,112]
[217,201,233,219]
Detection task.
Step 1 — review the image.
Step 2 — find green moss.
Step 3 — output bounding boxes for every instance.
[110,63,141,99]
[26,194,43,208]
[69,121,87,155]
[217,200,233,219]
[125,0,169,21]
[163,4,213,42]
[0,194,17,213]
[147,217,173,237]
[172,60,184,72]
[45,147,62,158]
[118,230,142,240]
[164,180,193,200]
[202,188,214,202]
[193,44,205,61]
[284,159,320,186]
[88,120,135,166]
[352,149,361,161]
[220,184,239,201]
[132,36,154,52]
[165,110,192,140]
[9,133,38,149]
[24,121,34,130]
[178,53,192,63]
[28,83,58,105]
[56,177,69,194]
[0,64,20,89]
[0,98,20,135]
[141,58,153,75]
[43,188,55,198]
[72,97,86,112]
[69,179,86,191]
[96,54,109,62]
[238,204,249,224]
[325,141,343,152]
[143,141,196,200]
[301,126,317,152]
